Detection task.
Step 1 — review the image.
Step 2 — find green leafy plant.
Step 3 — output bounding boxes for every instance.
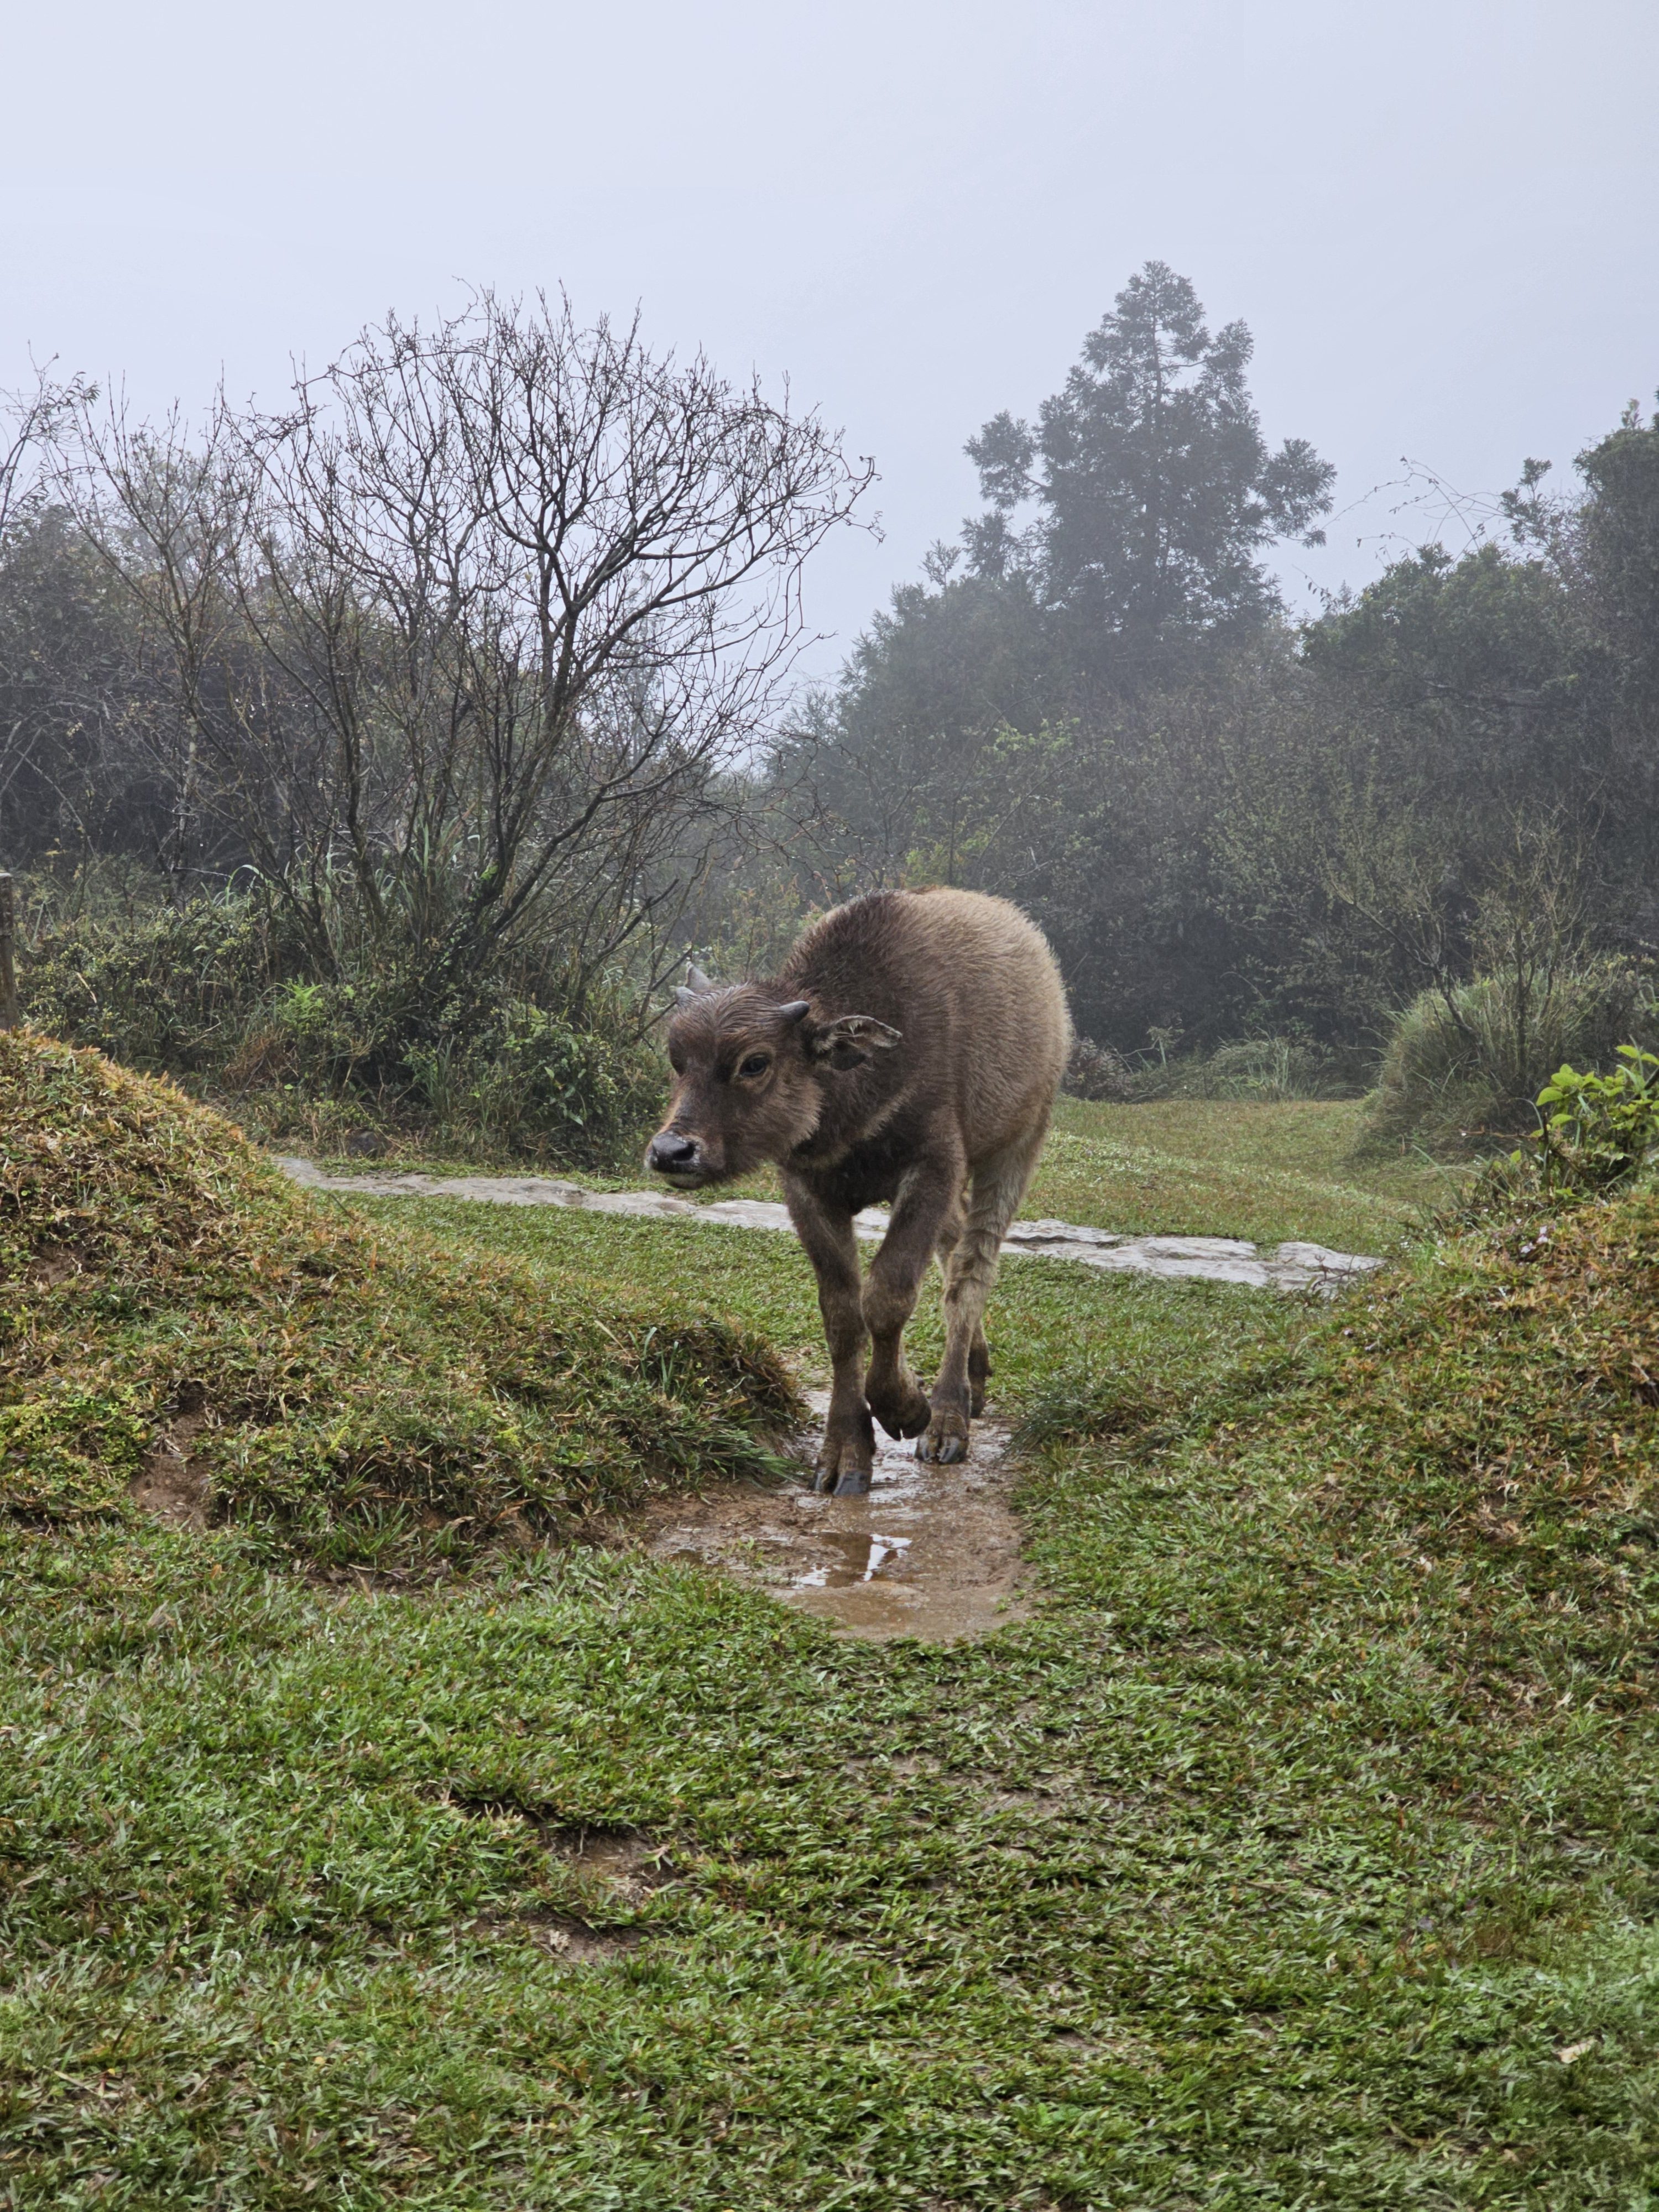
[1535,1045,1659,1196]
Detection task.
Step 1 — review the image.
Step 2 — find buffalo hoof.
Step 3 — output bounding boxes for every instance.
[815,1401,875,1495]
[813,1459,872,1496]
[917,1412,970,1465]
[867,1380,932,1442]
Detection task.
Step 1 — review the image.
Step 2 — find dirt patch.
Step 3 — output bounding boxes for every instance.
[543,1823,678,1901]
[23,1243,88,1288]
[441,1797,677,1891]
[467,1911,647,1963]
[448,1808,670,1961]
[641,1390,1030,1643]
[130,1389,213,1530]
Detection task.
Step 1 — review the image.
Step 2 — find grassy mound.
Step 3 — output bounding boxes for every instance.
[1286,1188,1659,1700]
[1029,1177,1659,1714]
[0,1031,798,1571]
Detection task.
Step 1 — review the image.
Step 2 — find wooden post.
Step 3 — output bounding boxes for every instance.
[0,873,18,1030]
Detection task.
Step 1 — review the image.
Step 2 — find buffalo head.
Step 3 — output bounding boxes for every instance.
[645,963,900,1187]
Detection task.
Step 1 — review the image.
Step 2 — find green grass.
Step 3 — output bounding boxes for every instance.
[0,1034,797,1573]
[610,1097,1449,1255]
[344,1194,1297,1404]
[6,1044,1659,2204]
[1031,1098,1452,1250]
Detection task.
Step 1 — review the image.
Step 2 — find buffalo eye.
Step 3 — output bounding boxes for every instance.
[738,1053,770,1079]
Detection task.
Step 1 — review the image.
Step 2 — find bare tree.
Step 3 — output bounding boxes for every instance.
[66,293,872,1031]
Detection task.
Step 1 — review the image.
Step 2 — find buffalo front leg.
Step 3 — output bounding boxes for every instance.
[863,1155,963,1448]
[783,1180,873,1496]
[921,1128,1043,1464]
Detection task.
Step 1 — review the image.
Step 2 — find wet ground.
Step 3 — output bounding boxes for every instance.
[273,1155,1384,1640]
[639,1392,1028,1642]
[275,1158,1383,1294]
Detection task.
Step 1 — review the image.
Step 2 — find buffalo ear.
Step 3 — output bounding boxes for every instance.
[808,1013,902,1070]
[673,961,718,1009]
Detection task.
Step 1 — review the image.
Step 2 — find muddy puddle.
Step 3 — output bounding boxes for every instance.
[640,1390,1029,1642]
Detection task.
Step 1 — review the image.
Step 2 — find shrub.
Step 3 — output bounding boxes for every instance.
[1062,1035,1136,1101]
[1110,1034,1370,1104]
[1194,1035,1364,1102]
[19,890,665,1170]
[1366,961,1659,1152]
[403,1000,664,1168]
[21,894,290,1074]
[1535,1046,1659,1197]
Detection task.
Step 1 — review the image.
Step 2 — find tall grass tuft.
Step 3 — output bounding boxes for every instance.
[1366,960,1658,1152]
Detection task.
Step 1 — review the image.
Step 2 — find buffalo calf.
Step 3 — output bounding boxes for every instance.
[646,888,1071,1493]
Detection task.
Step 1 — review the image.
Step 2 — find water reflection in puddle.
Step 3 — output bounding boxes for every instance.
[641,1391,1027,1642]
[792,1531,914,1588]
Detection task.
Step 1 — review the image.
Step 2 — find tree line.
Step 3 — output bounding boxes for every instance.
[3,266,1657,1152]
[757,263,1659,1095]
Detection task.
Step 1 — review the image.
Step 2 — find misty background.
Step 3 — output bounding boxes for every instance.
[6,0,1657,666]
[4,0,1659,1169]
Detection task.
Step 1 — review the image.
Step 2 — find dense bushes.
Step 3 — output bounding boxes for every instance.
[21,895,286,1076]
[1366,961,1658,1150]
[19,888,665,1168]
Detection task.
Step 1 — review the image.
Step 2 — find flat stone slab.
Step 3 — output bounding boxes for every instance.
[275,1157,1383,1296]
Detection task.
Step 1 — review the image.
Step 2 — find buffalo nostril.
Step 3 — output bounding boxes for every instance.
[648,1133,698,1173]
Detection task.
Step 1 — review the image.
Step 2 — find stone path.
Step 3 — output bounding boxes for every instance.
[274,1157,1384,1295]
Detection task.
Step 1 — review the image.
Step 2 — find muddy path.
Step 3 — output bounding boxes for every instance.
[276,1155,1383,1642]
[641,1392,1026,1642]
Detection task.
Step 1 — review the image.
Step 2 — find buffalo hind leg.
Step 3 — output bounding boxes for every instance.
[921,1125,1045,1464]
[933,1194,989,1416]
[782,1178,873,1496]
[862,1154,964,1453]
[968,1329,992,1419]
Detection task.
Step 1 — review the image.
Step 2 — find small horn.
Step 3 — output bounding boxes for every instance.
[686,962,713,993]
[778,1000,811,1024]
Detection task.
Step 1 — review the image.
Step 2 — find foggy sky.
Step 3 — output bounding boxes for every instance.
[4,0,1656,680]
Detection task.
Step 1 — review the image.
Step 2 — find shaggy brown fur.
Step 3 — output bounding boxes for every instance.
[647,888,1072,1493]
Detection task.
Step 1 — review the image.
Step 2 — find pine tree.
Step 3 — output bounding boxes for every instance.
[966,262,1333,679]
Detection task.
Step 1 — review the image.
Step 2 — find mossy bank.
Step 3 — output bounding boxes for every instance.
[0,1031,797,1575]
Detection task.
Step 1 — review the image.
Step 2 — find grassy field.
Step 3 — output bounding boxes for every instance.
[1030,1098,1444,1251]
[6,1043,1659,2206]
[325,1094,1448,1258]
